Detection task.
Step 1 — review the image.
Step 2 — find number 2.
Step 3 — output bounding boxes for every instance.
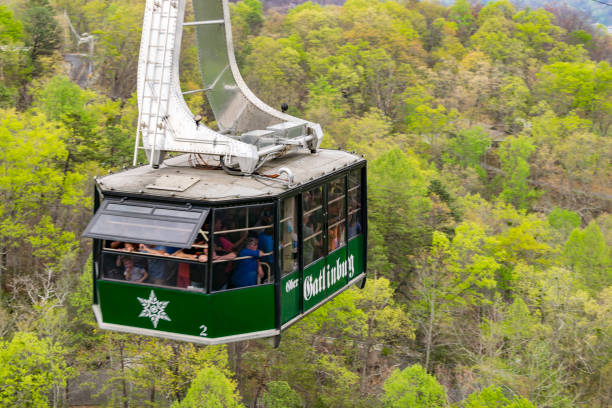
[199,324,208,337]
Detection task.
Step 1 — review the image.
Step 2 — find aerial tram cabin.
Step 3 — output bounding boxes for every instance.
[83,0,367,345]
[85,151,366,344]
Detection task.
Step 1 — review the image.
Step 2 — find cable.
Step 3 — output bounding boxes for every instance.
[589,0,612,6]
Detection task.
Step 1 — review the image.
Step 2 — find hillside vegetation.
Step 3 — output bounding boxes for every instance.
[0,0,611,407]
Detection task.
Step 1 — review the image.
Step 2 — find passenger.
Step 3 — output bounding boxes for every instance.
[303,214,317,265]
[109,241,136,252]
[329,226,339,252]
[258,227,274,283]
[121,256,148,284]
[253,209,273,234]
[231,237,264,288]
[139,244,181,286]
[258,227,274,264]
[348,213,362,237]
[211,249,238,291]
[171,234,215,288]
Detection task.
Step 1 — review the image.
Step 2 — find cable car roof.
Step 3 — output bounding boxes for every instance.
[97,149,364,202]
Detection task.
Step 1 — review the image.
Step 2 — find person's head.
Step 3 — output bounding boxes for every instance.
[262,209,272,222]
[214,218,224,231]
[122,256,134,268]
[124,242,135,252]
[246,237,258,250]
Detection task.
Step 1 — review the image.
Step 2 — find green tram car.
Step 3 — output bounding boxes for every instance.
[84,150,367,345]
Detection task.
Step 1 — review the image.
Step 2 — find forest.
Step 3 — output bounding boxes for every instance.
[0,0,611,406]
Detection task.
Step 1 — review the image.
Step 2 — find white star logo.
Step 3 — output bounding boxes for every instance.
[137,290,171,328]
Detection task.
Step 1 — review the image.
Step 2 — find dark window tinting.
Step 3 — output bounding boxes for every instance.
[281,197,297,276]
[303,186,323,266]
[327,177,346,252]
[348,170,362,239]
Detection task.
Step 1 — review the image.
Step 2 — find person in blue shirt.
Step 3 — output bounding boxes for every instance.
[257,228,274,264]
[231,237,264,288]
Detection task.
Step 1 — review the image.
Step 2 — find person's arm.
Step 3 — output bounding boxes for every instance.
[139,244,168,256]
[136,269,148,284]
[215,252,237,261]
[171,249,198,260]
[234,231,248,247]
[257,261,264,280]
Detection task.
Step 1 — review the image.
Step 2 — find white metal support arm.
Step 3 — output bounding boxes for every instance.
[134,0,323,173]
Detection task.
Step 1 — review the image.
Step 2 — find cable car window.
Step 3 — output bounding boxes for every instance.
[348,169,362,239]
[211,204,275,291]
[101,247,208,291]
[303,186,323,266]
[281,197,298,277]
[327,177,346,252]
[84,200,209,248]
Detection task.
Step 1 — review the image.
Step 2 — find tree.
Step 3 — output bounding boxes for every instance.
[0,109,86,287]
[261,381,302,408]
[22,0,60,69]
[464,386,535,408]
[536,61,612,135]
[0,6,29,107]
[564,221,611,292]
[172,365,244,408]
[446,126,490,176]
[0,332,70,407]
[498,135,538,210]
[368,148,437,279]
[448,0,474,43]
[381,364,447,408]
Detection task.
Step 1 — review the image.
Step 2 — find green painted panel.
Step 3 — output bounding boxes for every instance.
[349,235,364,277]
[281,270,300,324]
[98,281,274,339]
[303,234,364,312]
[208,285,275,337]
[98,281,209,337]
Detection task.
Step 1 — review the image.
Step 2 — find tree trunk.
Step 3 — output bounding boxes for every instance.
[424,294,436,373]
[119,341,129,408]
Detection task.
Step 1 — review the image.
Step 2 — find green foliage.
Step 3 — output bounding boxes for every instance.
[0,6,23,43]
[172,364,244,408]
[547,207,581,240]
[0,332,70,407]
[382,364,447,408]
[446,126,490,175]
[261,381,302,408]
[464,386,535,408]
[564,221,612,291]
[498,135,538,210]
[22,0,60,65]
[368,148,436,274]
[35,75,134,168]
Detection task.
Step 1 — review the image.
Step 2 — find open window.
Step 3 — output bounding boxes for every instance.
[211,204,275,291]
[84,199,209,248]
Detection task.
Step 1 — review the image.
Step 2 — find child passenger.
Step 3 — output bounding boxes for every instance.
[121,256,148,284]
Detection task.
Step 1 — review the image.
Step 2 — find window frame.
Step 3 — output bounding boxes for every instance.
[84,199,209,248]
[209,202,277,293]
